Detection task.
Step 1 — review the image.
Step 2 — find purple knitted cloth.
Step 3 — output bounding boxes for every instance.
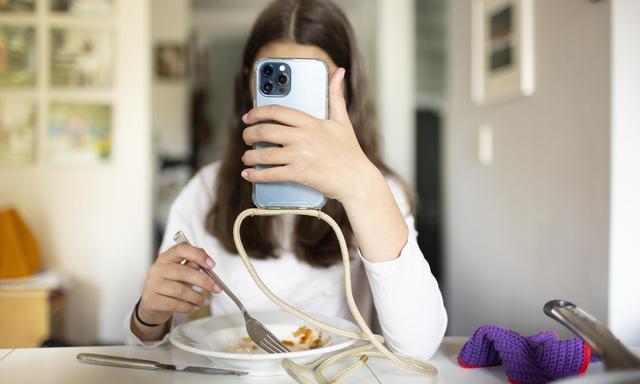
[457,325,594,384]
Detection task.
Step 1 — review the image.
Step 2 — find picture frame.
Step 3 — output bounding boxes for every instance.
[471,0,534,105]
[47,101,112,165]
[154,43,189,80]
[0,25,37,87]
[0,0,35,13]
[0,97,36,165]
[50,0,114,17]
[50,27,114,88]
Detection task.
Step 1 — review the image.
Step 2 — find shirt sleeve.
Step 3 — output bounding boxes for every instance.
[123,306,191,347]
[359,178,448,360]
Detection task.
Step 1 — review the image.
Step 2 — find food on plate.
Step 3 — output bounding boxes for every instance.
[226,326,331,353]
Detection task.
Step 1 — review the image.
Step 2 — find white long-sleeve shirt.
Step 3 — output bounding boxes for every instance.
[124,162,447,359]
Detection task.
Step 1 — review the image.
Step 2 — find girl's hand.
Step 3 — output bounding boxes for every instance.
[137,243,221,326]
[240,68,380,205]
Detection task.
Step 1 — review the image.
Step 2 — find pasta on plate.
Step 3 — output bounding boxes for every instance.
[226,326,332,353]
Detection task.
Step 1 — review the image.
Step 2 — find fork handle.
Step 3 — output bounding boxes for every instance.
[173,231,249,315]
[201,268,248,314]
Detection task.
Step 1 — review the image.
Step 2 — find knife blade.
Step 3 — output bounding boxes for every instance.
[77,353,248,375]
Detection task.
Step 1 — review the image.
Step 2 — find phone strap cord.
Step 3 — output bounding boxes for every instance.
[233,208,437,383]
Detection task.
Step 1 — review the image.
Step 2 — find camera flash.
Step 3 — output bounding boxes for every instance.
[279,65,285,72]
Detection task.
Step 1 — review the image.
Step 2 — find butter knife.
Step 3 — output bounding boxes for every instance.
[76,353,248,375]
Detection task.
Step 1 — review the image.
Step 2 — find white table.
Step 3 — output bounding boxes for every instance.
[0,337,612,383]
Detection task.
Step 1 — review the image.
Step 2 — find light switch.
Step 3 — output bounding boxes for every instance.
[478,124,493,165]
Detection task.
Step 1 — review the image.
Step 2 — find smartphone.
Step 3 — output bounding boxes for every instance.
[252,58,328,209]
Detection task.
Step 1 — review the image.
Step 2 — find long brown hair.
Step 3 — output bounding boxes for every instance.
[207,0,402,267]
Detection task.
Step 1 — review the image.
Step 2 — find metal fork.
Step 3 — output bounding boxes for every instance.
[173,231,291,354]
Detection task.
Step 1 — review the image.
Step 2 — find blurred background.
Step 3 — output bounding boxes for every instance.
[0,0,638,349]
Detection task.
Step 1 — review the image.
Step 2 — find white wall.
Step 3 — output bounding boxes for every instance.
[0,0,152,343]
[445,0,610,336]
[151,0,191,158]
[376,0,416,186]
[609,0,640,345]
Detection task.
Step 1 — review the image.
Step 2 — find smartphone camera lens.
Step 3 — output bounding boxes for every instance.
[262,64,274,76]
[262,81,274,94]
[276,73,288,85]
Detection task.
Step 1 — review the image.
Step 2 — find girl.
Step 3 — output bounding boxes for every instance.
[126,0,447,359]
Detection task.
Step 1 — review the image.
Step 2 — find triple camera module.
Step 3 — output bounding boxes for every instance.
[259,62,291,97]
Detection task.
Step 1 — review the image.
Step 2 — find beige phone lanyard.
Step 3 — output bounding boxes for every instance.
[232,208,437,383]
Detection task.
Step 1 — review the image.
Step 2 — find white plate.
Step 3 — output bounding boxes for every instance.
[169,311,360,376]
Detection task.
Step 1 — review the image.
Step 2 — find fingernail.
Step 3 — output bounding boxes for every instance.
[242,113,248,122]
[214,284,221,293]
[241,170,249,180]
[207,257,214,268]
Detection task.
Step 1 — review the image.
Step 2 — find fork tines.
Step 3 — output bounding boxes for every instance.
[248,319,291,354]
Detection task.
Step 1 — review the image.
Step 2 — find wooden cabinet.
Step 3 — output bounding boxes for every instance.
[0,288,65,348]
